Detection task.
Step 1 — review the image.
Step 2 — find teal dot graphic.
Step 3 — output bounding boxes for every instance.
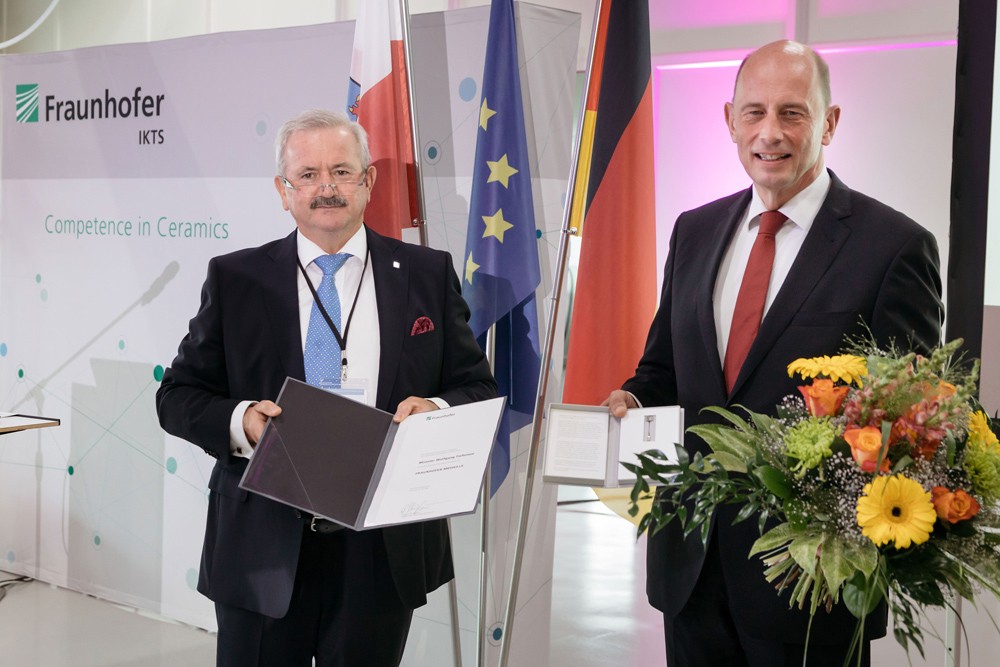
[166,457,178,474]
[118,339,126,351]
[40,289,48,302]
[186,568,198,590]
[424,140,442,165]
[256,120,267,137]
[153,365,165,382]
[492,627,503,641]
[0,343,7,356]
[17,368,24,379]
[67,466,75,476]
[535,229,542,239]
[35,274,42,284]
[93,534,102,549]
[459,77,477,102]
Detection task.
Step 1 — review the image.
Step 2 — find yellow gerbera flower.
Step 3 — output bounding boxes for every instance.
[787,354,867,386]
[965,411,1000,503]
[856,474,936,549]
[968,411,1000,450]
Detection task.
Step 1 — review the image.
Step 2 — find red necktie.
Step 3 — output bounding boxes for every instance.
[723,210,787,394]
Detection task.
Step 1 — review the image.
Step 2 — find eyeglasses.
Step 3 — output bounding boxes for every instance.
[280,172,366,195]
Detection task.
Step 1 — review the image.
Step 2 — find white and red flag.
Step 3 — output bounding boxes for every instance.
[347,0,418,240]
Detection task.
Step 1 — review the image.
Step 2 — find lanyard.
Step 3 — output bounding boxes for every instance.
[297,251,369,381]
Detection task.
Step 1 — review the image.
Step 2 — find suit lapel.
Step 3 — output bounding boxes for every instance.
[698,190,751,398]
[731,173,853,396]
[367,227,407,410]
[263,231,305,382]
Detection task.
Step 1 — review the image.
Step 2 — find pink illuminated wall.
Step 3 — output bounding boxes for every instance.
[649,1,786,29]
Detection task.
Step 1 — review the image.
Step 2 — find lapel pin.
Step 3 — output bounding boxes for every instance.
[393,261,400,269]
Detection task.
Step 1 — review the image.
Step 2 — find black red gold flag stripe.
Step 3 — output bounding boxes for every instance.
[563,0,659,407]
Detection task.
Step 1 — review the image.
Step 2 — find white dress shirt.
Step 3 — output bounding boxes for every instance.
[713,169,832,364]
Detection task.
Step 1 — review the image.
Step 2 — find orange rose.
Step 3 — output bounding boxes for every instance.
[931,486,981,523]
[843,426,890,473]
[798,379,850,417]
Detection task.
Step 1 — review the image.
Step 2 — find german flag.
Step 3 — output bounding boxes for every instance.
[562,0,658,406]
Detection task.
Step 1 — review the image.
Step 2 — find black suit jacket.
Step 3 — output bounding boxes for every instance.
[156,226,496,618]
[622,171,943,643]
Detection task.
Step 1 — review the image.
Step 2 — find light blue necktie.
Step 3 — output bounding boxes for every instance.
[304,253,351,389]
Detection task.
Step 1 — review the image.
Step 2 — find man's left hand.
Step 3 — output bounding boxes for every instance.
[393,396,440,423]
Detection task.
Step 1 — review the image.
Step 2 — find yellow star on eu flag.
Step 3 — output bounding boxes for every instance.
[486,154,518,188]
[482,209,514,243]
[479,98,497,131]
[465,252,480,284]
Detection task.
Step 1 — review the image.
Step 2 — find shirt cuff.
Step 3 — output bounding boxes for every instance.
[427,397,450,410]
[230,400,256,459]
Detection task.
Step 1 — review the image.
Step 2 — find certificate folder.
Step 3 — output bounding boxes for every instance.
[542,403,683,487]
[0,412,61,435]
[240,377,505,530]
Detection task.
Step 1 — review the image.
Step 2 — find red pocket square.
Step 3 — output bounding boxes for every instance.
[410,316,435,336]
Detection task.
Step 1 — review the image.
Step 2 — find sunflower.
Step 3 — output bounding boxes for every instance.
[856,474,936,549]
[787,354,867,386]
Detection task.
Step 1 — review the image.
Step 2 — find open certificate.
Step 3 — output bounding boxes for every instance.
[362,397,505,528]
[240,377,505,530]
[542,403,683,487]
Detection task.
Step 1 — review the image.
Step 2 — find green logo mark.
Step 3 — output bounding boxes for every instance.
[16,84,39,123]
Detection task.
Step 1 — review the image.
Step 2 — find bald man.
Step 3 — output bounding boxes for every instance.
[604,41,942,665]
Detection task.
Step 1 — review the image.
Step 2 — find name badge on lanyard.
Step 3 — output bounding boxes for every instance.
[298,251,371,405]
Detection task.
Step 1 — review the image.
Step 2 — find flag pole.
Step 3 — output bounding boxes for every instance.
[496,1,605,665]
[397,2,461,664]
[477,468,491,667]
[477,326,496,667]
[398,0,430,248]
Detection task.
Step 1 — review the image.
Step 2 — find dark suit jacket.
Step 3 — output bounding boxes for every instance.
[156,226,496,618]
[622,171,943,643]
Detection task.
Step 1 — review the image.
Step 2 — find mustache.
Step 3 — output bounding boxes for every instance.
[310,194,349,209]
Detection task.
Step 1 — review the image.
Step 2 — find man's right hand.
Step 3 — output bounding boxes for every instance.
[242,400,282,446]
[602,390,638,419]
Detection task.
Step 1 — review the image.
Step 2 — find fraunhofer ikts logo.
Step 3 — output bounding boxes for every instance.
[16,84,40,123]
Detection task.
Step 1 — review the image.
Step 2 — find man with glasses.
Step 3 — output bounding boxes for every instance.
[156,109,495,666]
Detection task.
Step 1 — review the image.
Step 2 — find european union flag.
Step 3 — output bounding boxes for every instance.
[462,0,541,496]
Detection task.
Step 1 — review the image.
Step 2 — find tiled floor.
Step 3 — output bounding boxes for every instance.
[0,499,653,667]
[0,498,974,666]
[0,575,216,666]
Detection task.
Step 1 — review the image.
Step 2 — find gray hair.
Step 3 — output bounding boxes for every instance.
[274,109,372,177]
